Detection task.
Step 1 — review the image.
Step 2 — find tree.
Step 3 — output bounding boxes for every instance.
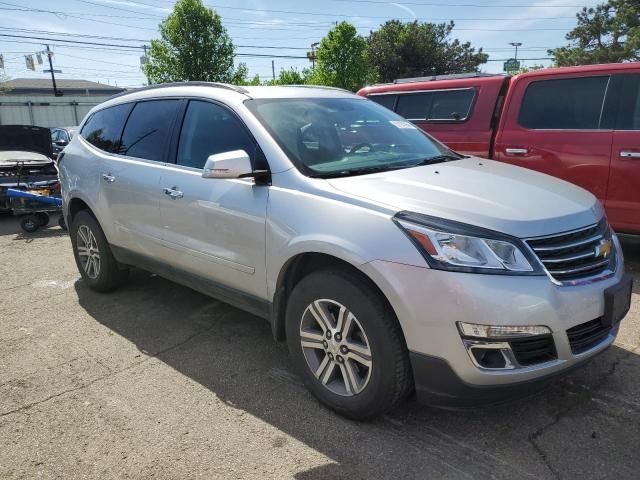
[267,67,313,85]
[368,21,488,83]
[144,0,248,84]
[550,0,639,66]
[312,22,376,91]
[0,73,9,95]
[514,64,545,74]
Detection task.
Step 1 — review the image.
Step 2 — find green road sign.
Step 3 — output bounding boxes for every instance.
[504,58,521,72]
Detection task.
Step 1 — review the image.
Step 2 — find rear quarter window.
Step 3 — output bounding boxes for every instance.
[518,76,609,130]
[395,88,475,122]
[368,94,397,111]
[80,103,133,153]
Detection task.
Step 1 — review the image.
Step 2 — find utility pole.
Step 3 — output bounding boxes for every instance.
[272,60,275,82]
[44,44,62,97]
[308,42,320,69]
[509,42,522,62]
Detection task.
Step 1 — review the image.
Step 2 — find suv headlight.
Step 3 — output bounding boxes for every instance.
[394,212,542,274]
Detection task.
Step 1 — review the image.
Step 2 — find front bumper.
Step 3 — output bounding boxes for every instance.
[360,240,628,405]
[408,347,611,408]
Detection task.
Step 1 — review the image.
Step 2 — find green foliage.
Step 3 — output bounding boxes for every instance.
[144,0,247,84]
[266,67,313,86]
[514,64,545,74]
[0,74,9,95]
[550,0,640,66]
[312,22,377,91]
[368,20,489,83]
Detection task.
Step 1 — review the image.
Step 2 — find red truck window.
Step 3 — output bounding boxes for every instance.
[518,76,609,130]
[368,94,397,111]
[392,88,475,122]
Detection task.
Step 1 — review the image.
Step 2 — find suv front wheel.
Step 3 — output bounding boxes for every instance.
[286,269,412,419]
[71,210,128,292]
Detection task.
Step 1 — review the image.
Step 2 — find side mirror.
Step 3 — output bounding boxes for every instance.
[202,150,253,179]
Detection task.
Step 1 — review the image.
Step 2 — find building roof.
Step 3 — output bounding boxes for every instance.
[0,78,126,96]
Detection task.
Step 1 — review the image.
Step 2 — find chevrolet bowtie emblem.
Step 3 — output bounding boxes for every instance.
[595,238,612,258]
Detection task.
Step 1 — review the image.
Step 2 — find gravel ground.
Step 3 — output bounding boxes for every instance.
[0,214,638,480]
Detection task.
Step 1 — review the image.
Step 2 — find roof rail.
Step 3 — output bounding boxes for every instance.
[108,81,250,100]
[277,84,352,93]
[393,73,506,84]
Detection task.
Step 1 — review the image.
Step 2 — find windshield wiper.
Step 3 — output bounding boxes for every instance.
[311,164,399,178]
[414,153,465,166]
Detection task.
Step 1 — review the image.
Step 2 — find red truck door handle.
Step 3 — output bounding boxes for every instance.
[505,148,529,155]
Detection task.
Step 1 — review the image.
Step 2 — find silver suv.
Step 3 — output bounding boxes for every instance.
[59,83,633,419]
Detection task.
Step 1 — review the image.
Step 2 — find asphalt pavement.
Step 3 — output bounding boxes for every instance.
[0,214,638,479]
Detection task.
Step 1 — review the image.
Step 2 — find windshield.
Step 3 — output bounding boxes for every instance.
[245,98,457,178]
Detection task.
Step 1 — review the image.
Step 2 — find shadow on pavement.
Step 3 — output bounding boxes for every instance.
[73,242,640,480]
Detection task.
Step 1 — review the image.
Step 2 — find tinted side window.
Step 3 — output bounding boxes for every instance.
[368,94,397,111]
[80,103,133,153]
[396,89,474,121]
[177,101,255,169]
[518,76,609,130]
[606,74,640,130]
[397,93,432,120]
[429,89,475,120]
[119,100,180,162]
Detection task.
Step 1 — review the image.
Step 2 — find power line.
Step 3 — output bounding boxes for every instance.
[328,0,587,7]
[0,28,313,50]
[202,2,579,20]
[0,33,309,59]
[0,33,144,50]
[0,3,578,24]
[70,0,165,18]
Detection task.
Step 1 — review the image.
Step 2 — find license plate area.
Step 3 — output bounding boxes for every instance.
[603,274,633,328]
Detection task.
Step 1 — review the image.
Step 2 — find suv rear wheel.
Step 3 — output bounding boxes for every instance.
[286,269,412,419]
[71,210,128,292]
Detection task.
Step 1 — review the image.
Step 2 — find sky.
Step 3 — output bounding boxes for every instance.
[0,0,602,88]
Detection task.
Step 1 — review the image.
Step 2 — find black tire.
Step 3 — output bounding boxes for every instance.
[70,210,128,292]
[20,215,40,233]
[36,212,50,227]
[286,269,412,420]
[58,215,67,231]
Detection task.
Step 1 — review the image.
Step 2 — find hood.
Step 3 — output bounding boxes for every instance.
[0,125,53,160]
[327,158,602,238]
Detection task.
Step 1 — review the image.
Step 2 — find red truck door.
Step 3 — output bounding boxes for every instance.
[602,73,640,233]
[494,73,613,205]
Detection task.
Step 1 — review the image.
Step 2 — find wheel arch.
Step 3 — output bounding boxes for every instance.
[270,252,400,343]
[67,197,92,223]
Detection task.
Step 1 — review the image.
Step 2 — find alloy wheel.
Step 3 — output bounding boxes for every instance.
[76,224,101,279]
[299,299,373,396]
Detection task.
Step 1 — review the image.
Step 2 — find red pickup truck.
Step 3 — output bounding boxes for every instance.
[358,63,640,234]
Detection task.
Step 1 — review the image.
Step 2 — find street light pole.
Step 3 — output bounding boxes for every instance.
[509,41,522,62]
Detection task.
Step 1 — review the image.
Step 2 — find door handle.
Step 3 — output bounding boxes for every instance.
[620,151,640,159]
[101,173,115,183]
[505,148,529,155]
[163,187,184,199]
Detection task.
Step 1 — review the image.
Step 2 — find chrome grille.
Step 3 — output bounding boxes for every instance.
[525,219,615,283]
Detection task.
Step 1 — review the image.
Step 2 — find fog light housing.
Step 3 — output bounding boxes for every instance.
[458,322,554,370]
[471,347,508,369]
